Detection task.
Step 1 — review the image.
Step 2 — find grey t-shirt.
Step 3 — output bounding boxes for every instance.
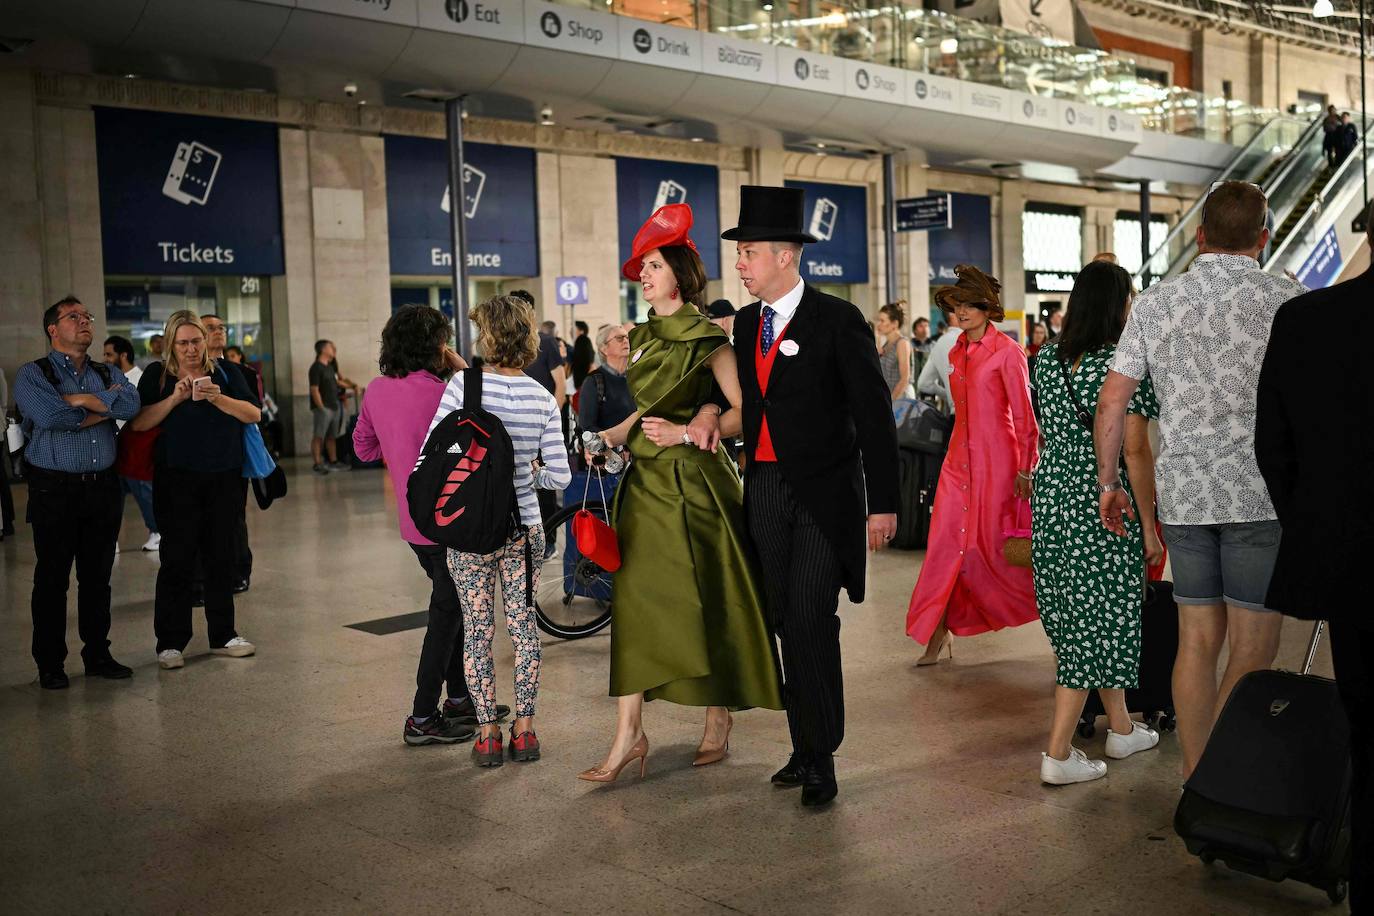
[309,360,339,410]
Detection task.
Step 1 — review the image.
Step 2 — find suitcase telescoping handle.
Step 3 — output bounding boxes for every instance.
[1301,621,1325,677]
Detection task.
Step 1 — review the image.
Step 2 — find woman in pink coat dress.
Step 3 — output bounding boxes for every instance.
[906,265,1039,665]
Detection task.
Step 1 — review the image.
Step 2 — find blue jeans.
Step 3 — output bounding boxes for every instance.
[1161,520,1280,611]
[121,477,157,534]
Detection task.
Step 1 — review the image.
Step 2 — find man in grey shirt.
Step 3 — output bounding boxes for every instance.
[309,339,342,474]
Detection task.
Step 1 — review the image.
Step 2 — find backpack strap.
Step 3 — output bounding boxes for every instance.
[593,369,607,404]
[31,356,112,390]
[463,366,483,410]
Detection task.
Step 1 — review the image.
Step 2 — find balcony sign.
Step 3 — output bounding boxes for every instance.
[94,108,285,276]
[384,135,540,278]
[785,180,869,284]
[616,157,721,280]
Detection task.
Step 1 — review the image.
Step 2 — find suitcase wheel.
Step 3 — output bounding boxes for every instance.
[1076,720,1096,739]
[1328,879,1348,906]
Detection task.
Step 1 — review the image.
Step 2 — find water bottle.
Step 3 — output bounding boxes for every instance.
[580,431,626,475]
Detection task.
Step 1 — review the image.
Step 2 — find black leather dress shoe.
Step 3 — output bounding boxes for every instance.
[771,753,808,788]
[233,576,250,594]
[84,657,134,679]
[801,756,838,808]
[38,669,70,690]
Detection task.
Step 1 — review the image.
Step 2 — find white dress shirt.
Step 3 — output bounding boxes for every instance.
[762,277,806,342]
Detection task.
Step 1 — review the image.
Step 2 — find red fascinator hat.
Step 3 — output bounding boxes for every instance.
[621,204,699,281]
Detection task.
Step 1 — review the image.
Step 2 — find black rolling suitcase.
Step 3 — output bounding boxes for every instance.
[1173,622,1351,906]
[1078,581,1179,737]
[891,448,940,550]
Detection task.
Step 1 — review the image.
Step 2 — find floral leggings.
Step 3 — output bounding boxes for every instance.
[446,525,545,725]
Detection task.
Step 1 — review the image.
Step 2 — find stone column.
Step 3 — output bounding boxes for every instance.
[0,70,46,377]
[997,181,1026,325]
[897,153,931,322]
[555,154,619,332]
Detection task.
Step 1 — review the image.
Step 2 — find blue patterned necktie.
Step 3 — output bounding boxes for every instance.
[761,305,777,356]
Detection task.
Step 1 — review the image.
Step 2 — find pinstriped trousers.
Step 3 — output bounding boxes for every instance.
[746,463,846,757]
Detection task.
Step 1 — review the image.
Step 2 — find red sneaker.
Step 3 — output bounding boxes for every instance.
[472,732,504,768]
[509,727,541,763]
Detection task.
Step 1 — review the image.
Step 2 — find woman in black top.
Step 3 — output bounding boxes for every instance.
[575,324,636,433]
[132,310,261,669]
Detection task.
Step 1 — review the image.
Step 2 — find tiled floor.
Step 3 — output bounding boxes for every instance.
[0,462,1344,914]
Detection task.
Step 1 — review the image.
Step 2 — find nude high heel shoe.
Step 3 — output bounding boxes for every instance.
[578,735,649,783]
[916,634,953,667]
[693,714,733,767]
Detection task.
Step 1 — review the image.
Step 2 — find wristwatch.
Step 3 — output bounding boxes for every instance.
[1098,480,1124,494]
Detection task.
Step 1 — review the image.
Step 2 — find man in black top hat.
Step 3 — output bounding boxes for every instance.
[692,185,899,807]
[706,299,736,339]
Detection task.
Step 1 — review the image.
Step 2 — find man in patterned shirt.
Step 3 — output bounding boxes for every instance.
[1092,181,1305,779]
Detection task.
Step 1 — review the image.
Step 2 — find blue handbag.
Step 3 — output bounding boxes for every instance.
[242,422,277,480]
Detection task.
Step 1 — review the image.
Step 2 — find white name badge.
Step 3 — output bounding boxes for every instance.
[779,340,799,357]
[632,348,644,363]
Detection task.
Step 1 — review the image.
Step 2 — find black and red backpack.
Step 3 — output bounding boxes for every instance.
[408,368,518,553]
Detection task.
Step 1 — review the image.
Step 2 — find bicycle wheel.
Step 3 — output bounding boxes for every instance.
[536,501,614,640]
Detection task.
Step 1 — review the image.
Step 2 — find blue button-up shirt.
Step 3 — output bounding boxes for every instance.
[14,351,141,473]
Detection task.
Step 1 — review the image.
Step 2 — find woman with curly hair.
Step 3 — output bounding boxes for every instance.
[905,265,1040,665]
[427,296,571,768]
[353,305,507,748]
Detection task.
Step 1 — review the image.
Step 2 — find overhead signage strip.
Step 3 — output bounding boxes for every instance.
[278,0,1141,142]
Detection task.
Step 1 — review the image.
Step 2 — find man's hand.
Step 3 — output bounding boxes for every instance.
[867,513,897,551]
[62,393,107,413]
[686,410,721,452]
[1099,489,1135,537]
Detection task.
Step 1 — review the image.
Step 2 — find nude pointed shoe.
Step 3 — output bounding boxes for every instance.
[693,714,733,767]
[916,635,953,667]
[578,735,649,783]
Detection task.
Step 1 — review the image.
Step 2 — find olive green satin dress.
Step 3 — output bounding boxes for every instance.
[609,308,783,709]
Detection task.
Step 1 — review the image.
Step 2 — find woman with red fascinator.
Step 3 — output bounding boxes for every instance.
[577,204,783,784]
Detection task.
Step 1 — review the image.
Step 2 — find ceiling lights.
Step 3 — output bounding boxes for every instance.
[1310,0,1334,17]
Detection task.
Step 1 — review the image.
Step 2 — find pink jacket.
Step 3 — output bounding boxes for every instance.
[352,371,448,545]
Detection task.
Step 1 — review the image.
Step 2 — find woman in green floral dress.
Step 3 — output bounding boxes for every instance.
[1031,261,1165,786]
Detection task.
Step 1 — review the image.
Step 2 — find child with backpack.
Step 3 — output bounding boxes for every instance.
[421,296,571,768]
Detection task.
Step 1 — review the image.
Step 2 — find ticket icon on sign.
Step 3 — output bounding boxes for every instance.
[162,141,222,206]
[653,180,688,211]
[440,163,487,219]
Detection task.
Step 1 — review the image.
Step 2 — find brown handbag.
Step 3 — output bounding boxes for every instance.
[1002,498,1032,568]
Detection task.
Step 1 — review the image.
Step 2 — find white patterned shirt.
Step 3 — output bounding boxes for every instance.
[1111,253,1305,525]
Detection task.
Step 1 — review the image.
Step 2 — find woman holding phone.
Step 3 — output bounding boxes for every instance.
[132,310,261,669]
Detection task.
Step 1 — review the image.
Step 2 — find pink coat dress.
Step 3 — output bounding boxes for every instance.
[906,327,1039,643]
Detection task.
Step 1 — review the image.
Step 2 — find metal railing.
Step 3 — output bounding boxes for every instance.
[1265,120,1374,273]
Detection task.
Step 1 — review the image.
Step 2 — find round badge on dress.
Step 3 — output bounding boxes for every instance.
[779,340,799,357]
[632,348,644,364]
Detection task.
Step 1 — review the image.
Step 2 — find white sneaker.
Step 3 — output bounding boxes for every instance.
[1040,747,1108,785]
[158,649,184,669]
[1105,721,1160,759]
[142,533,161,551]
[210,637,255,658]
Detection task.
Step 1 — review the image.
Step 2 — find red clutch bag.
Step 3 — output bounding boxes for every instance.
[572,508,621,572]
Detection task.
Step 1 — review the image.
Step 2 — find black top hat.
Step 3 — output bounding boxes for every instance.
[252,465,288,511]
[721,186,819,244]
[706,299,736,319]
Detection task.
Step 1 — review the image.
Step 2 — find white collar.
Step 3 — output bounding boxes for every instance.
[762,278,805,321]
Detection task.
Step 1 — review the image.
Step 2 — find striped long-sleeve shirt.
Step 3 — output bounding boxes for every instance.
[426,370,571,527]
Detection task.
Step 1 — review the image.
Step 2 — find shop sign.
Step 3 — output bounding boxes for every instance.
[928,192,993,283]
[384,135,540,277]
[618,20,701,73]
[1061,102,1103,137]
[616,157,721,279]
[1295,226,1342,289]
[908,74,961,115]
[775,49,845,96]
[297,0,420,24]
[785,180,869,284]
[845,62,906,105]
[94,108,285,276]
[701,33,777,84]
[418,0,523,41]
[523,0,617,58]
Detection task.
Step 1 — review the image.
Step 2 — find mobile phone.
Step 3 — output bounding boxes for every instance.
[191,376,211,400]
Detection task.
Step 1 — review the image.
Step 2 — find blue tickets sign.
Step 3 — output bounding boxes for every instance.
[928,192,993,284]
[616,157,721,280]
[784,180,870,284]
[385,136,540,277]
[94,108,285,276]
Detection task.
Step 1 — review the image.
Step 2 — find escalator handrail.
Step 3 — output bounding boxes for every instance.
[1264,121,1374,272]
[1133,115,1311,286]
[1260,114,1336,215]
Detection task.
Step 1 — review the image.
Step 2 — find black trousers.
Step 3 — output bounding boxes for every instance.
[26,468,121,671]
[409,543,469,717]
[537,487,558,548]
[746,463,846,758]
[235,476,252,579]
[153,466,240,652]
[1,445,15,533]
[1331,621,1372,912]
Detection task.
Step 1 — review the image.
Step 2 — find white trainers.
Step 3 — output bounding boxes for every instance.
[1040,747,1108,785]
[158,649,184,669]
[1105,721,1160,759]
[210,637,255,658]
[142,533,161,551]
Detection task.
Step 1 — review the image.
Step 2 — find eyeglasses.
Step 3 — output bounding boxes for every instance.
[174,337,205,348]
[58,312,95,325]
[202,322,226,331]
[607,334,630,343]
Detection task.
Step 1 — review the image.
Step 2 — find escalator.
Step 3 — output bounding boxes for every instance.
[1134,114,1324,287]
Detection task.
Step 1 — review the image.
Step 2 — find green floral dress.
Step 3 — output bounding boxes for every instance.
[1030,342,1159,690]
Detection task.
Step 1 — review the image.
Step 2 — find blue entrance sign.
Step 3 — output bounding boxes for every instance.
[895,193,952,232]
[384,136,539,277]
[784,180,869,284]
[94,108,285,276]
[1294,226,1342,289]
[616,157,721,280]
[556,276,589,305]
[928,192,992,283]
